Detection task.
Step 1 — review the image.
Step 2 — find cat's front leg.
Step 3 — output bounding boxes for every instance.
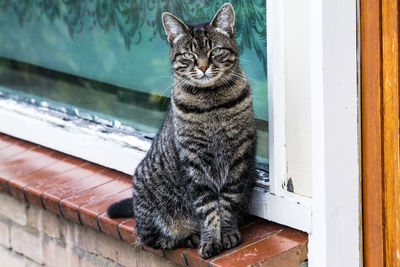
[193,186,224,258]
[219,191,242,250]
[193,185,242,258]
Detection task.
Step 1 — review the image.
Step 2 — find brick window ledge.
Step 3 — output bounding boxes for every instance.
[0,133,308,266]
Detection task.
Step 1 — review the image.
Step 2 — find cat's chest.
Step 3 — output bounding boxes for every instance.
[193,113,237,164]
[176,112,243,186]
[176,109,245,153]
[198,112,231,141]
[204,111,223,130]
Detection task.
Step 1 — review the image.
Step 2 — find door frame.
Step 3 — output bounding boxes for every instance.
[361,0,400,266]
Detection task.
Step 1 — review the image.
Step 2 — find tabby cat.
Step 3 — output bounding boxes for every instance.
[107,3,257,259]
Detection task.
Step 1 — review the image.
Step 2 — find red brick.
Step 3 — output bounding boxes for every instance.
[41,169,117,214]
[185,220,286,267]
[210,228,308,266]
[60,178,131,223]
[6,151,69,201]
[79,189,132,230]
[24,162,101,207]
[97,213,127,240]
[118,219,136,244]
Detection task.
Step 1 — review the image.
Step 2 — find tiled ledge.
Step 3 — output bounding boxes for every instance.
[0,133,308,266]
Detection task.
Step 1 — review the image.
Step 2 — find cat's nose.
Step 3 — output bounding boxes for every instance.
[199,65,208,73]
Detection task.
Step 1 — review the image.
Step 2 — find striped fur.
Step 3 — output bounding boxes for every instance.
[107,3,257,259]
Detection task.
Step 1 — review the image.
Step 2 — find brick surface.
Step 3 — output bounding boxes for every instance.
[7,154,78,202]
[0,140,35,162]
[0,244,42,267]
[60,178,130,223]
[24,161,98,208]
[60,215,141,267]
[43,236,80,267]
[0,142,43,192]
[10,224,43,264]
[0,134,309,267]
[0,218,10,248]
[41,169,114,214]
[0,245,29,267]
[0,135,15,150]
[98,213,127,240]
[184,220,286,267]
[164,248,187,266]
[253,243,308,267]
[0,193,27,225]
[138,249,179,267]
[1,147,59,194]
[76,225,100,256]
[62,220,98,256]
[79,189,132,231]
[27,204,62,239]
[26,260,43,267]
[118,219,136,244]
[79,253,124,267]
[96,230,138,267]
[211,228,308,266]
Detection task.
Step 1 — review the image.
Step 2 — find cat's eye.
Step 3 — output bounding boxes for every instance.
[211,48,222,56]
[184,53,194,59]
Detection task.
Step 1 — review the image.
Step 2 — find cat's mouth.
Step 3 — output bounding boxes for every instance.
[197,72,211,79]
[190,68,223,87]
[196,76,214,86]
[199,76,211,81]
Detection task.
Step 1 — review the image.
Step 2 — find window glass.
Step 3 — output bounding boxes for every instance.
[0,0,268,169]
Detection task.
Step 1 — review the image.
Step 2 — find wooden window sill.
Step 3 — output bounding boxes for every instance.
[0,133,308,266]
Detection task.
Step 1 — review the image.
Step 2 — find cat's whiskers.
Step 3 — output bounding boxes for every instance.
[228,72,262,85]
[158,81,175,100]
[157,77,190,106]
[175,77,193,92]
[218,75,233,91]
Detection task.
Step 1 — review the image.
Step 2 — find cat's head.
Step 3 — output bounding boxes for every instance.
[162,3,239,90]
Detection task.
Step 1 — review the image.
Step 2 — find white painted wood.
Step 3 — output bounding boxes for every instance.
[284,0,312,197]
[265,192,312,232]
[249,188,312,232]
[267,0,287,197]
[0,98,148,175]
[308,0,360,266]
[309,0,327,264]
[265,0,315,232]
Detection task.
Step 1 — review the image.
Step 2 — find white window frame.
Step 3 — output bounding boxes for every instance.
[247,0,313,233]
[308,0,360,266]
[255,0,360,266]
[0,0,361,265]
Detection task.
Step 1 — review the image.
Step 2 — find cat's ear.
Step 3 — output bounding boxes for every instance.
[210,3,235,36]
[162,12,189,44]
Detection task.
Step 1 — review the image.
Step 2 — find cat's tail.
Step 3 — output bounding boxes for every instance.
[107,197,134,218]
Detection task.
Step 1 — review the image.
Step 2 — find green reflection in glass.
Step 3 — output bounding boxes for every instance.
[0,0,267,120]
[0,0,268,168]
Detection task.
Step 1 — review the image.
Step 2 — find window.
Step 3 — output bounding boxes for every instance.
[0,0,272,214]
[0,1,363,265]
[0,0,318,233]
[0,0,268,169]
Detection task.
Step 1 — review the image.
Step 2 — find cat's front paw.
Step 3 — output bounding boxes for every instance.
[198,239,223,259]
[183,233,200,248]
[222,231,241,250]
